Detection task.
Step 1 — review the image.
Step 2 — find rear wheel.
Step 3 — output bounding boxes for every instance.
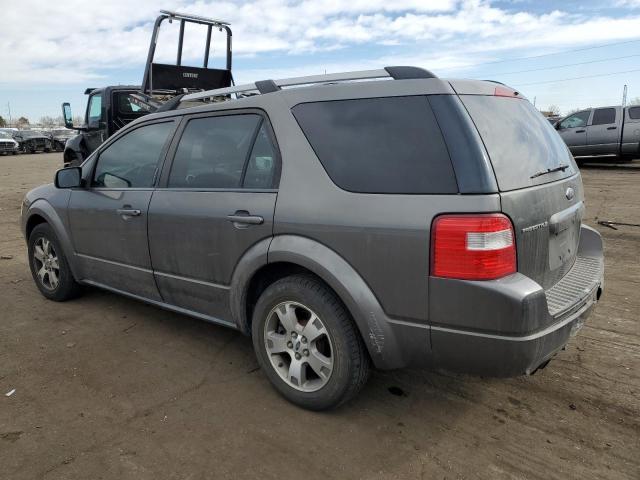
[28,223,81,301]
[252,274,370,410]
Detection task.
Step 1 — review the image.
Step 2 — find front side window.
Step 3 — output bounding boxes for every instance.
[168,114,277,189]
[93,122,174,188]
[629,106,640,120]
[592,108,616,126]
[87,94,103,126]
[559,111,590,129]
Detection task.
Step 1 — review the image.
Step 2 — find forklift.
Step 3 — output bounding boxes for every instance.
[61,10,233,166]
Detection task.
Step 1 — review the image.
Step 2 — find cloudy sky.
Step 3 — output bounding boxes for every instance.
[1,0,640,122]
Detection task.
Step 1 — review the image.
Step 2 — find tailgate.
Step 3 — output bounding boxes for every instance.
[458,92,583,290]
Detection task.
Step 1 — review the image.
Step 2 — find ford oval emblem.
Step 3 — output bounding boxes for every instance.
[565,187,575,200]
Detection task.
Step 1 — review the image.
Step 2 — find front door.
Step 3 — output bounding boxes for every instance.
[586,107,620,155]
[148,112,280,322]
[68,120,177,299]
[557,110,590,156]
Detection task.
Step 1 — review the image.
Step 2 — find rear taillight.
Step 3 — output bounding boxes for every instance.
[431,214,516,280]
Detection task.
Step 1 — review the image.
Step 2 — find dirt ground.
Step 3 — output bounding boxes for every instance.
[1,153,638,480]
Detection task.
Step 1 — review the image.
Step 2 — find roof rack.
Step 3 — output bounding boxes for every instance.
[181,66,436,103]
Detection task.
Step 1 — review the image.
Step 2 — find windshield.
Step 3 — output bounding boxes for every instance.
[0,132,12,139]
[461,95,577,191]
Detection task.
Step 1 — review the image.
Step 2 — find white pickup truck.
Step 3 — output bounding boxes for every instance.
[0,130,20,155]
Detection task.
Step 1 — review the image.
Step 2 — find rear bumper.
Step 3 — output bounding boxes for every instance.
[397,224,604,376]
[429,281,600,376]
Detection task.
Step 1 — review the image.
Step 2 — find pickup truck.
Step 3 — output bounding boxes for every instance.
[555,105,640,160]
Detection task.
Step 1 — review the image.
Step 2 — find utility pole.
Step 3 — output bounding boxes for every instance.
[7,102,12,128]
[622,84,628,107]
[533,96,536,107]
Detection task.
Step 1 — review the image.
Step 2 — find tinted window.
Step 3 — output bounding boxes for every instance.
[168,115,265,189]
[292,96,457,194]
[461,96,576,191]
[93,122,174,188]
[629,106,640,120]
[559,111,590,129]
[114,92,151,115]
[243,123,278,189]
[592,108,616,125]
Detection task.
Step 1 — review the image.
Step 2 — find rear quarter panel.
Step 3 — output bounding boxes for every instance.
[269,90,501,323]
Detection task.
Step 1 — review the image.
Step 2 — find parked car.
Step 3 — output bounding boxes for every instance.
[12,130,53,153]
[0,131,20,155]
[21,67,604,410]
[556,105,640,160]
[49,129,75,152]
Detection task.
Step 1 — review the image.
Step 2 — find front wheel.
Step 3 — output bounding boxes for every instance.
[252,274,370,410]
[28,223,81,301]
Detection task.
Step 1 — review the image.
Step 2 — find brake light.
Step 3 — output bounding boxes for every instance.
[494,86,519,97]
[431,214,516,280]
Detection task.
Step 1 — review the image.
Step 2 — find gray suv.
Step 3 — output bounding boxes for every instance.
[22,67,604,410]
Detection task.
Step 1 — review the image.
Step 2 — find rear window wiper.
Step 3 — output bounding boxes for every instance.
[530,163,570,179]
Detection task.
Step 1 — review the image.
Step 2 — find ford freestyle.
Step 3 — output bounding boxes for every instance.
[22,67,604,410]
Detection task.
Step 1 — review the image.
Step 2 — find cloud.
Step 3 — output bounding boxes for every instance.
[0,0,639,85]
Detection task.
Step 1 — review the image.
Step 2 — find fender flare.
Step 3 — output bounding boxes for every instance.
[230,234,406,369]
[25,200,80,280]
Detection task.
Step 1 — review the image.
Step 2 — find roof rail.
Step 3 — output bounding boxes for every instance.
[181,66,436,102]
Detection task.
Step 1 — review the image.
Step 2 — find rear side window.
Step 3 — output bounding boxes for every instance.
[628,106,640,120]
[461,96,576,192]
[592,108,616,125]
[168,114,277,189]
[292,96,457,194]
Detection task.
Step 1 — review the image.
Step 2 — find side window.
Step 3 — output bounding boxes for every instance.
[592,108,616,126]
[87,94,103,127]
[93,122,174,188]
[292,96,457,194]
[559,111,590,129]
[629,106,640,120]
[243,123,278,189]
[168,114,274,189]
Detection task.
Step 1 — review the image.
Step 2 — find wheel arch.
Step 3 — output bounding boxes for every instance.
[25,201,80,280]
[230,234,407,369]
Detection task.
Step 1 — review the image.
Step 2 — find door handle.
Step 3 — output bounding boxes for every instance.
[226,211,264,227]
[116,208,141,217]
[607,126,617,130]
[575,130,585,133]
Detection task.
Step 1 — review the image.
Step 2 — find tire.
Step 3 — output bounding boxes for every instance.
[28,223,81,301]
[251,274,370,410]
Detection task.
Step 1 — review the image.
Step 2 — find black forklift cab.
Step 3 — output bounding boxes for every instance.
[61,11,233,166]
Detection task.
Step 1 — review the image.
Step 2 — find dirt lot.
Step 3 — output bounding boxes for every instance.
[1,153,638,480]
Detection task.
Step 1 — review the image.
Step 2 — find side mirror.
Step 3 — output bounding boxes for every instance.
[555,123,561,130]
[55,167,83,189]
[62,103,74,129]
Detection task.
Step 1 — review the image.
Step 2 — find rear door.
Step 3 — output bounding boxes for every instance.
[460,95,582,291]
[586,107,620,155]
[148,110,279,323]
[557,110,590,156]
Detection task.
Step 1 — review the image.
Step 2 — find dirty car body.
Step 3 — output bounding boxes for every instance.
[22,67,604,409]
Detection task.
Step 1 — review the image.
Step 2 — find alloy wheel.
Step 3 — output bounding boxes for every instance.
[32,237,60,290]
[263,301,334,392]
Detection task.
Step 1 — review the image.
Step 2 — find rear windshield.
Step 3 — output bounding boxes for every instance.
[292,96,457,194]
[461,95,577,191]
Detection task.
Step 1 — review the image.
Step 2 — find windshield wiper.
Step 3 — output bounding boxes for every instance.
[530,163,570,179]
